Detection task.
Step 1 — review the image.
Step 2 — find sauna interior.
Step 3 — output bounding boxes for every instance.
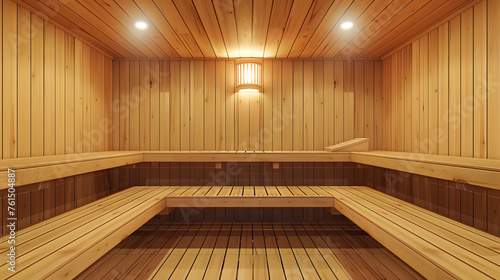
[0,0,499,279]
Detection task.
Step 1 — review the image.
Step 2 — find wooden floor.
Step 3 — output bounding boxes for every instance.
[77,221,423,280]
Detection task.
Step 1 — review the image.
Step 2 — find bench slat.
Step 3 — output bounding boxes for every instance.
[353,186,500,253]
[323,186,499,280]
[0,187,157,257]
[340,187,500,277]
[0,186,148,252]
[2,188,167,277]
[0,187,170,279]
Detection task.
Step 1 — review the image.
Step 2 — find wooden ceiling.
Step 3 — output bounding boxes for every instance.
[17,0,476,59]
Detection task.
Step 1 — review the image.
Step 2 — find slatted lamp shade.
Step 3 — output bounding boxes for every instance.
[235,61,262,93]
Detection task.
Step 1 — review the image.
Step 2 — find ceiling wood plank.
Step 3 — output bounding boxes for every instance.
[251,0,272,57]
[110,0,179,57]
[324,0,393,58]
[193,0,228,57]
[137,0,199,57]
[171,0,216,58]
[22,0,128,57]
[213,0,240,57]
[345,0,432,58]
[311,0,374,58]
[234,0,253,57]
[17,0,477,59]
[298,0,354,58]
[288,0,335,58]
[55,0,149,57]
[372,0,473,57]
[276,0,314,58]
[336,0,413,58]
[264,0,293,57]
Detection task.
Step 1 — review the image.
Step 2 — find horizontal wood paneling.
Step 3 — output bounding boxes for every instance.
[1,1,112,159]
[380,0,499,159]
[113,59,383,151]
[365,167,500,237]
[1,170,113,236]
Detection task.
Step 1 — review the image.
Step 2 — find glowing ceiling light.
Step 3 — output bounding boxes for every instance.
[135,21,148,30]
[340,21,353,30]
[236,61,262,93]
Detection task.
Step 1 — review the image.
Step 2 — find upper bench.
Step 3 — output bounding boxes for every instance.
[1,150,499,190]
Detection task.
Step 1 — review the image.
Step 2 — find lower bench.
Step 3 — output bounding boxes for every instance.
[0,187,171,279]
[2,185,499,279]
[324,186,500,280]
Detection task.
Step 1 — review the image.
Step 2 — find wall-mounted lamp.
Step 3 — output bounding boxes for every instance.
[235,60,262,93]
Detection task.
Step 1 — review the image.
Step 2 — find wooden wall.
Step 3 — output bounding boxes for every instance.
[366,167,500,237]
[1,170,113,236]
[381,0,500,159]
[1,0,113,159]
[112,59,383,152]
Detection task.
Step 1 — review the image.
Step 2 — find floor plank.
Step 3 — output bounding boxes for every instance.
[78,221,422,279]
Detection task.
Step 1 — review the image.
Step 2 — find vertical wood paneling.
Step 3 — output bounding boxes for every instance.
[65,34,75,154]
[129,60,140,151]
[31,14,43,156]
[334,61,343,145]
[44,23,56,155]
[74,40,83,153]
[448,17,461,157]
[3,0,16,158]
[304,61,314,150]
[293,61,303,150]
[488,0,500,159]
[474,1,487,159]
[215,61,225,150]
[205,61,216,150]
[461,9,473,158]
[282,60,293,151]
[111,61,119,151]
[55,28,65,155]
[344,61,354,142]
[324,60,334,147]
[225,60,235,150]
[82,45,91,153]
[158,61,168,150]
[428,31,438,155]
[383,1,496,159]
[438,23,449,156]
[272,61,282,151]
[113,59,378,151]
[354,60,364,139]
[180,61,190,150]
[170,60,180,150]
[411,41,420,153]
[373,61,383,149]
[419,35,429,154]
[139,60,151,151]
[17,6,30,157]
[313,61,324,150]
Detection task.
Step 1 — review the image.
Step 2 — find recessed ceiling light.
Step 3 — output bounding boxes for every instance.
[135,21,148,30]
[341,21,353,30]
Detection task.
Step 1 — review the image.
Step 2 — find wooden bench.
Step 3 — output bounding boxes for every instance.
[0,186,171,279]
[323,186,500,280]
[2,184,499,279]
[3,150,499,190]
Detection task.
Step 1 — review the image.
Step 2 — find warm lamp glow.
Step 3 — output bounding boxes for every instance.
[135,21,148,30]
[236,61,262,93]
[340,21,353,30]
